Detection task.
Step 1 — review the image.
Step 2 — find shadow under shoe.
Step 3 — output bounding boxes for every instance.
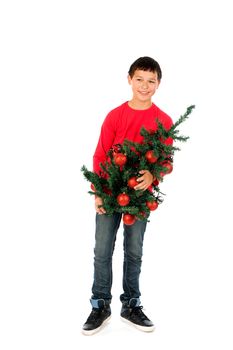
[82,300,111,335]
[120,300,154,332]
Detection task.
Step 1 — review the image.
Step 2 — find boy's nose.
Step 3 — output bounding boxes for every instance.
[141,81,148,89]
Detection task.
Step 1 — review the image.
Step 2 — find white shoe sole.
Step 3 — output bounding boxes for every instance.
[82,315,111,336]
[120,316,155,332]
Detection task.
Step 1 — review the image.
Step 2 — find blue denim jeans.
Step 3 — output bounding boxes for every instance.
[91,213,147,306]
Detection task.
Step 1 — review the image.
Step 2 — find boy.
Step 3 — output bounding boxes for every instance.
[82,56,173,335]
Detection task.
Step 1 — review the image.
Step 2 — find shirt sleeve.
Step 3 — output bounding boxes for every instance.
[93,112,116,174]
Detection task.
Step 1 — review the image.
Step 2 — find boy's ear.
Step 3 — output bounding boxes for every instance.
[127,74,132,85]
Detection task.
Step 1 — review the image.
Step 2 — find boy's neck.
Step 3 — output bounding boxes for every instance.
[128,99,152,110]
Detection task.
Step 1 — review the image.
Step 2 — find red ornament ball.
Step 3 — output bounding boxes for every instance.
[162,161,173,174]
[103,186,112,195]
[117,193,130,206]
[153,178,159,186]
[114,153,127,166]
[146,200,159,211]
[145,150,158,163]
[127,176,138,189]
[123,213,136,225]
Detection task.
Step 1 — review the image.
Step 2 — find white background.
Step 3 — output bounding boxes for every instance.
[0,0,233,349]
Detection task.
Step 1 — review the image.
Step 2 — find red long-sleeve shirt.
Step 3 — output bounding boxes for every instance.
[93,101,173,174]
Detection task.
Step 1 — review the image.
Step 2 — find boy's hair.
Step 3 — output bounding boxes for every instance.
[128,56,162,81]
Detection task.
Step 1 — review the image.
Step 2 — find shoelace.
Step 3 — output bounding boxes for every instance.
[86,309,102,323]
[130,306,149,320]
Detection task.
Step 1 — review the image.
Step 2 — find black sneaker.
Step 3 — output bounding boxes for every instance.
[82,305,111,335]
[121,304,155,332]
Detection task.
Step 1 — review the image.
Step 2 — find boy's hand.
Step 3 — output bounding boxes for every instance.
[95,196,106,214]
[134,170,154,191]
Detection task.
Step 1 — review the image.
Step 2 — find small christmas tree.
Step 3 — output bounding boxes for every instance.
[81,105,195,224]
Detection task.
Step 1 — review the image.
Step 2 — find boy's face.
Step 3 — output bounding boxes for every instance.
[128,69,160,104]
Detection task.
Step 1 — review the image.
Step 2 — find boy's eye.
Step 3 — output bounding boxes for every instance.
[149,80,156,84]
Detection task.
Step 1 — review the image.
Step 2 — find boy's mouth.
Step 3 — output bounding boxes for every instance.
[138,91,149,96]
